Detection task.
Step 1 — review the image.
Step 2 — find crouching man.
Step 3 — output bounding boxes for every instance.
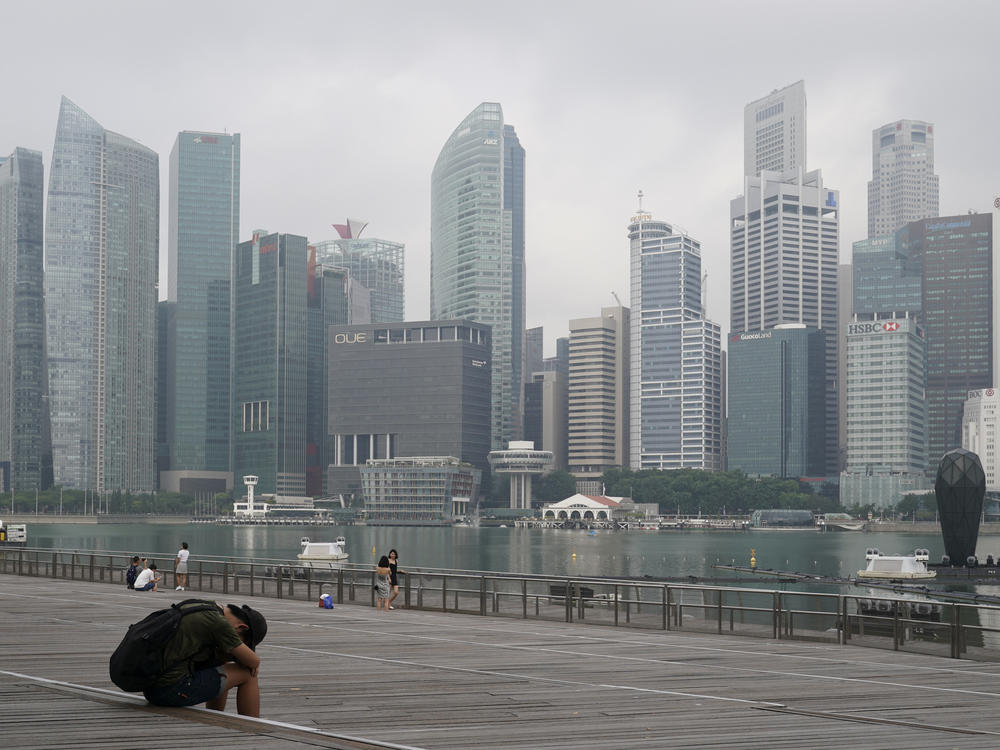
[143,601,267,717]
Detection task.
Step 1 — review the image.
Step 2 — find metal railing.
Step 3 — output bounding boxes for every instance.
[3,546,998,661]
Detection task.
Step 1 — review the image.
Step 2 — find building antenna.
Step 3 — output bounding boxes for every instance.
[637,189,644,213]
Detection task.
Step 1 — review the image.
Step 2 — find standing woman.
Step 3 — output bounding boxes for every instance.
[375,555,392,612]
[387,549,404,610]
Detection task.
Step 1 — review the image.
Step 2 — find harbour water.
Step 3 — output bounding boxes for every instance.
[21,522,991,581]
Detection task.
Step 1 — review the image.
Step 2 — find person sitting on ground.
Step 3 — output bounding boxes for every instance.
[133,561,161,592]
[143,601,267,717]
[126,556,141,589]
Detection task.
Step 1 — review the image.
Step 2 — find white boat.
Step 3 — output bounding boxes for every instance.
[857,548,936,580]
[297,536,349,568]
[816,513,866,531]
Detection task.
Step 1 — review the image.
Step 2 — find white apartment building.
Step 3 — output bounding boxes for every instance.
[743,80,806,177]
[867,120,939,238]
[963,389,1000,488]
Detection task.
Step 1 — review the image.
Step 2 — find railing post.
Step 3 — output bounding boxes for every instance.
[614,584,619,626]
[522,579,528,619]
[276,566,283,599]
[663,585,669,631]
[403,572,410,609]
[442,575,448,612]
[198,561,203,592]
[951,604,961,659]
[892,600,900,651]
[773,591,780,639]
[480,576,487,616]
[841,595,849,644]
[223,561,229,594]
[717,591,723,634]
[89,554,95,582]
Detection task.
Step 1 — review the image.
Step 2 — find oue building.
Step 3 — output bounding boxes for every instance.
[326,320,491,503]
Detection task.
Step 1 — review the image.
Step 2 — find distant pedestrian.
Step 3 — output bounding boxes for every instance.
[387,549,404,610]
[375,555,392,612]
[134,561,161,592]
[175,542,190,591]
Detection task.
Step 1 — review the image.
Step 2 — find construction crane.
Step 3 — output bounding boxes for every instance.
[611,291,623,307]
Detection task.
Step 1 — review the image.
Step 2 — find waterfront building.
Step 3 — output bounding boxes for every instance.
[900,214,994,471]
[0,147,50,491]
[963,389,1000,489]
[841,314,928,509]
[360,456,481,524]
[523,370,567,471]
[487,440,553,510]
[313,219,404,322]
[743,81,806,177]
[567,305,629,480]
[727,326,826,478]
[539,493,658,522]
[628,202,723,471]
[306,257,349,495]
[730,168,840,476]
[163,131,240,492]
[868,120,939,238]
[431,102,525,450]
[45,97,159,491]
[232,232,309,496]
[326,320,492,502]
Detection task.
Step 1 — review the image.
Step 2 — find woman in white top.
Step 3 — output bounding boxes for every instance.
[175,542,190,590]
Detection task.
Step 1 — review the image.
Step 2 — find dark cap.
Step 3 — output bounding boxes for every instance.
[228,604,267,650]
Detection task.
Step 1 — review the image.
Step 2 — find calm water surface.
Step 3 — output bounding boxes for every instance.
[23,523,982,581]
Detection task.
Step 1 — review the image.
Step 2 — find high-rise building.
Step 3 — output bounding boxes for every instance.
[0,147,50,491]
[326,320,492,501]
[314,219,404,323]
[900,214,994,470]
[836,263,853,472]
[868,120,939,238]
[525,326,544,381]
[431,102,525,449]
[628,203,723,471]
[841,314,928,508]
[232,232,309,496]
[164,130,240,489]
[728,326,826,478]
[743,81,806,177]
[730,168,840,475]
[45,97,159,491]
[567,305,629,479]
[852,234,922,316]
[524,370,567,471]
[306,257,349,496]
[963,389,1000,489]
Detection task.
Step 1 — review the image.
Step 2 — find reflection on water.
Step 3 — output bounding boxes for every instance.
[23,523,977,581]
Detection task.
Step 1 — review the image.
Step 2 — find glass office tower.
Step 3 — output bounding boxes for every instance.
[232,232,308,496]
[868,120,939,238]
[0,148,50,491]
[628,205,723,471]
[314,224,404,323]
[166,131,240,480]
[45,97,159,491]
[431,102,525,449]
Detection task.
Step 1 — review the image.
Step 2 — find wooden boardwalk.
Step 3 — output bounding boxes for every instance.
[4,575,1000,749]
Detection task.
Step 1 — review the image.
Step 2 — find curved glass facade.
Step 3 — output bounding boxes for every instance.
[431,102,522,449]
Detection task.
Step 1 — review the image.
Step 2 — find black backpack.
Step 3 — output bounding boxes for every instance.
[109,599,218,692]
[125,564,139,589]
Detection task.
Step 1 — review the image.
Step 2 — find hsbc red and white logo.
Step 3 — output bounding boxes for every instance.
[848,321,903,335]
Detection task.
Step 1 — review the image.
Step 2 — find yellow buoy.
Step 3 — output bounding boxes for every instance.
[750,548,757,569]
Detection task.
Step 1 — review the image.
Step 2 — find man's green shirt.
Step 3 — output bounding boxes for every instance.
[151,601,244,687]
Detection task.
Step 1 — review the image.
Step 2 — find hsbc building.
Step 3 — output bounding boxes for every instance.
[841,314,929,509]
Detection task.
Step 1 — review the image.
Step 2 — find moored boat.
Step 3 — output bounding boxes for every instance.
[297,536,349,568]
[857,548,936,580]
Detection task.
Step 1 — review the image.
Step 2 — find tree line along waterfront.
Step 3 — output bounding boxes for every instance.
[2,468,939,521]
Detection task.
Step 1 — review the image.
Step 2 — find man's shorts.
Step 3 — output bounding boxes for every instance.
[143,666,227,707]
[176,562,188,574]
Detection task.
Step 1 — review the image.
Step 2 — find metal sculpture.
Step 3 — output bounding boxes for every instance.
[935,448,986,564]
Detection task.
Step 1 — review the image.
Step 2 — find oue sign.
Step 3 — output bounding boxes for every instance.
[334,332,367,344]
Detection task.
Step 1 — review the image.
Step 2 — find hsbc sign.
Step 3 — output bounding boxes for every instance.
[848,321,902,335]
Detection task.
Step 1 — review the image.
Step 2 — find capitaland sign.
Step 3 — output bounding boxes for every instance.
[333,332,367,344]
[848,321,903,335]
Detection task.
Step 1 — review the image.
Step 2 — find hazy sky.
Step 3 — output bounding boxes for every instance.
[5,1,998,355]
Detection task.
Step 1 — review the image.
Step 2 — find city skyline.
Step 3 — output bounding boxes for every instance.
[5,3,998,355]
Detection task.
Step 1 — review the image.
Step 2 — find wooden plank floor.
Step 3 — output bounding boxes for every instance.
[4,575,1000,749]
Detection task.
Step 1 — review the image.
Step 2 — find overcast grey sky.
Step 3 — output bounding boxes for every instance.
[5,1,998,355]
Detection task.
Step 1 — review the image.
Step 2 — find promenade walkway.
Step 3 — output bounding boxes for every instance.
[4,574,1000,749]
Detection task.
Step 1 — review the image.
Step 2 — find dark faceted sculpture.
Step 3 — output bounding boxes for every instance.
[935,448,986,563]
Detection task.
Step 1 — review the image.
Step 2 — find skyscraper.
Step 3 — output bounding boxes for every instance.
[431,102,525,449]
[314,219,404,323]
[868,120,939,238]
[730,168,840,476]
[0,147,50,491]
[567,305,629,479]
[743,81,806,177]
[628,202,723,471]
[165,131,240,487]
[232,232,309,496]
[45,97,159,491]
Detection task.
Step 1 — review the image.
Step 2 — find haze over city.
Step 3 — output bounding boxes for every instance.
[5,0,998,352]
